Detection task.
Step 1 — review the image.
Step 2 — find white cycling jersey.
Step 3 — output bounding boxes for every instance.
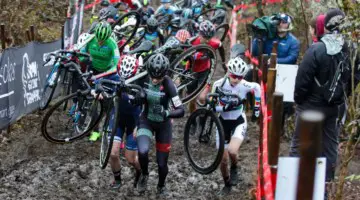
[211,77,261,120]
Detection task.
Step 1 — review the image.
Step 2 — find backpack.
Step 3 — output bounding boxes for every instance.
[314,50,350,105]
[251,16,277,39]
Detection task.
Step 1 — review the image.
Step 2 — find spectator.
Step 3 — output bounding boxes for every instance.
[291,8,352,189]
[251,13,300,65]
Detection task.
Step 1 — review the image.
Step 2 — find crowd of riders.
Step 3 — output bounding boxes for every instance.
[59,0,359,198]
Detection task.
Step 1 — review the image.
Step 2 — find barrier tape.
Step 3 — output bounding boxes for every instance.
[260,80,274,200]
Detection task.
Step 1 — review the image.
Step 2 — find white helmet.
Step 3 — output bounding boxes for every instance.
[117,55,138,79]
[227,57,248,76]
[77,33,91,45]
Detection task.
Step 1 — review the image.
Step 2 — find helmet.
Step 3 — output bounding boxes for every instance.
[275,13,294,32]
[95,22,112,41]
[175,29,191,43]
[182,9,193,19]
[77,33,90,45]
[227,57,248,77]
[146,17,158,32]
[100,0,110,7]
[117,55,138,79]
[199,20,215,39]
[160,0,171,3]
[230,43,246,59]
[141,0,150,6]
[146,53,170,78]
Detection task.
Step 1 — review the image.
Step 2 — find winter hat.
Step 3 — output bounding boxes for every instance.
[316,14,325,38]
[324,8,345,32]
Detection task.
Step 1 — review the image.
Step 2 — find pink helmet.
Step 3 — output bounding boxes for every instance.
[175,29,191,43]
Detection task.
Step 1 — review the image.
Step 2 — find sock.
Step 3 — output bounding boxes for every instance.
[113,171,121,182]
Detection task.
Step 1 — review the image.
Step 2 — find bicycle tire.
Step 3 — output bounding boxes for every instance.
[99,96,119,169]
[41,92,103,144]
[39,68,61,110]
[184,108,225,174]
[169,44,217,105]
[112,11,141,50]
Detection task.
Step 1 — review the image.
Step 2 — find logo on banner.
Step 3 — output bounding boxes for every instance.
[22,53,41,106]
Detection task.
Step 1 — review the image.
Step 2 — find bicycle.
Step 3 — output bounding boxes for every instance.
[39,50,91,110]
[93,78,145,169]
[41,59,104,144]
[183,86,243,174]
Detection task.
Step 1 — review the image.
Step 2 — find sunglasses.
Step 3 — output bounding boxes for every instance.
[229,73,243,80]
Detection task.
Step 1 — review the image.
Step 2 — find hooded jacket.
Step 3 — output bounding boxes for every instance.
[294,33,356,106]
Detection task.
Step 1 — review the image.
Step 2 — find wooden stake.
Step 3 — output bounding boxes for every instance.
[26,30,31,42]
[268,92,283,167]
[30,25,35,41]
[266,68,277,106]
[271,41,278,54]
[296,110,324,200]
[1,24,5,49]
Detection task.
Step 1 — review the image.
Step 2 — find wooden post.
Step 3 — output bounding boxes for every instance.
[30,25,35,41]
[266,68,277,106]
[26,30,31,42]
[1,24,5,49]
[270,53,277,69]
[6,125,10,135]
[261,54,269,83]
[296,110,324,200]
[258,108,264,198]
[268,92,283,173]
[61,25,65,49]
[271,41,278,54]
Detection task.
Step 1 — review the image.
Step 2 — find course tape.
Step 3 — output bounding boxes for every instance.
[260,80,274,200]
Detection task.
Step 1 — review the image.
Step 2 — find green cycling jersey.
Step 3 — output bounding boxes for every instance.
[80,36,120,72]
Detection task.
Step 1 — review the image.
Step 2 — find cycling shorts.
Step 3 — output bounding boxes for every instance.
[216,112,247,149]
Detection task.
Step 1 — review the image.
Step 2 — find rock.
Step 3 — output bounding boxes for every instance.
[210,182,219,190]
[187,176,197,185]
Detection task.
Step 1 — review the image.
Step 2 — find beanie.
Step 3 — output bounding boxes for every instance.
[324,8,345,31]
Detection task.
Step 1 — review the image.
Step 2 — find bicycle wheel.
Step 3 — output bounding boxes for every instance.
[169,44,217,105]
[184,108,225,174]
[112,11,141,50]
[99,96,119,169]
[39,67,61,110]
[41,92,103,143]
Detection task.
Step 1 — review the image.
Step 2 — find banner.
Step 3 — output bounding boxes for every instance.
[64,0,85,49]
[0,40,61,129]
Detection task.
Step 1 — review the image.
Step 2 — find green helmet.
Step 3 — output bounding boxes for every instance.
[95,22,112,42]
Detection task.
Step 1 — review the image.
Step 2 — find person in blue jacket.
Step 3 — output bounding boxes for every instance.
[251,13,300,65]
[155,0,177,16]
[251,13,300,134]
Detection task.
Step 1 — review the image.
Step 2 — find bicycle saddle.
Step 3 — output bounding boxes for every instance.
[128,40,153,54]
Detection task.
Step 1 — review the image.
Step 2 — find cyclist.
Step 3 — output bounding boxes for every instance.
[136,53,185,195]
[138,0,155,25]
[143,17,165,48]
[79,21,120,142]
[212,57,260,196]
[187,20,223,124]
[108,55,142,189]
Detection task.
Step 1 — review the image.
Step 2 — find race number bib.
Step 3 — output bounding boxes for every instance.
[172,96,182,107]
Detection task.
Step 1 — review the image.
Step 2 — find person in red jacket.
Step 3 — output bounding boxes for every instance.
[187,20,222,115]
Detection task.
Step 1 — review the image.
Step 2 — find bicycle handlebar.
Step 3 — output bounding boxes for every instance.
[95,78,145,99]
[205,88,242,106]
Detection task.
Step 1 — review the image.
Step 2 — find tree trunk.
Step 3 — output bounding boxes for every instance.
[256,0,264,17]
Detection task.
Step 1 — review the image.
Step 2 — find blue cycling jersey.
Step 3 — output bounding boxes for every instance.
[155,5,177,15]
[145,31,159,42]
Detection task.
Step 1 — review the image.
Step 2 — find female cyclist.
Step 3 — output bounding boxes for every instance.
[212,57,260,196]
[135,53,185,195]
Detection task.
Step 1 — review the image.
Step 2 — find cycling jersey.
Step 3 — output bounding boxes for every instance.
[140,76,184,122]
[191,36,221,72]
[80,36,120,72]
[212,77,261,120]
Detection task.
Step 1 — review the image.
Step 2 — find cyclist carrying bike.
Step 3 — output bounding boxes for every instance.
[188,20,223,121]
[138,0,155,25]
[135,53,185,196]
[212,57,260,196]
[79,22,121,142]
[106,55,143,189]
[143,17,165,48]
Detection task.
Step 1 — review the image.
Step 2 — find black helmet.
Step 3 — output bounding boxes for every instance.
[199,20,215,39]
[146,17,158,32]
[146,53,169,78]
[230,43,246,59]
[101,0,110,7]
